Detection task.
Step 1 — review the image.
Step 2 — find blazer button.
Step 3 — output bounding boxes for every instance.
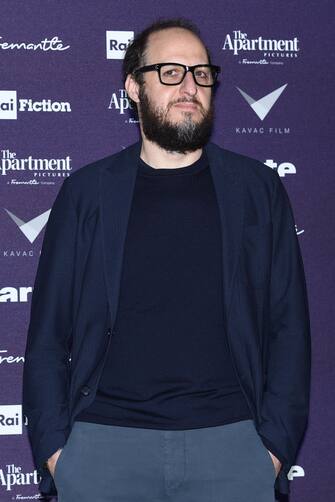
[80,385,91,397]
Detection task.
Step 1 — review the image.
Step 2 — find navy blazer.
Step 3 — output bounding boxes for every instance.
[23,140,311,496]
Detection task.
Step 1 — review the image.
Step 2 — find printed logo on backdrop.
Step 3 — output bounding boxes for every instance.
[0,464,41,494]
[106,31,134,59]
[108,89,139,124]
[2,206,50,258]
[295,225,304,235]
[1,149,72,184]
[0,405,22,435]
[4,207,50,244]
[222,30,299,65]
[235,84,290,136]
[264,159,296,178]
[287,465,306,480]
[0,287,32,302]
[0,35,70,52]
[0,91,71,120]
[0,350,24,365]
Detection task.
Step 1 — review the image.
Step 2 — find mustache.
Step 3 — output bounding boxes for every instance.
[168,98,206,116]
[171,98,200,106]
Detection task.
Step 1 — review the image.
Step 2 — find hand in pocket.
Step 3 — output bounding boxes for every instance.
[47,448,63,478]
[267,449,282,477]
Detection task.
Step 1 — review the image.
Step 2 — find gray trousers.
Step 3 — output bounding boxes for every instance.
[54,419,277,501]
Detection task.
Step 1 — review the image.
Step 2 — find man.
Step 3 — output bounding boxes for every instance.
[23,18,311,502]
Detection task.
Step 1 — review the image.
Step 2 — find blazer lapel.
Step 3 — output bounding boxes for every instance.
[99,141,245,330]
[99,141,142,327]
[205,143,245,326]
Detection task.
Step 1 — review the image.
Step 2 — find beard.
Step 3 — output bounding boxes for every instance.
[137,84,214,154]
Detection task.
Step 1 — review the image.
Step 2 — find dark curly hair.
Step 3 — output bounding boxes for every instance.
[122,17,212,112]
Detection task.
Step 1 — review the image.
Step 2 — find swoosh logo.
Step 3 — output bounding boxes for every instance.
[236,84,288,120]
[4,208,51,243]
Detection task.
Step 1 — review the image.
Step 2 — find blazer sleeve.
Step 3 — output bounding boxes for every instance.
[258,171,312,469]
[22,176,77,480]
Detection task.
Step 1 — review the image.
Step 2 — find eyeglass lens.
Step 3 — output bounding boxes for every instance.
[160,64,216,85]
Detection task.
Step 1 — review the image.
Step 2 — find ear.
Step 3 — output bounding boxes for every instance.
[125,74,140,104]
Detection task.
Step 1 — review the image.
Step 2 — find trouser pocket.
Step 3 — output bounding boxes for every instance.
[53,424,76,489]
[252,429,277,481]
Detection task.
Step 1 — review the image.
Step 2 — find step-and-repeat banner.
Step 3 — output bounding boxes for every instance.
[1,1,333,500]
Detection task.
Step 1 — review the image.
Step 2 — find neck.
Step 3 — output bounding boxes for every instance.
[139,136,203,169]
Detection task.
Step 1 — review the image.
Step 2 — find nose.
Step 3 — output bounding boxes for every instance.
[179,70,198,96]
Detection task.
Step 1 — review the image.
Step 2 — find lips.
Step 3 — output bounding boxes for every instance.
[174,102,198,110]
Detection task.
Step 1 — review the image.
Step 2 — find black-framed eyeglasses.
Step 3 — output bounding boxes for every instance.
[133,62,221,87]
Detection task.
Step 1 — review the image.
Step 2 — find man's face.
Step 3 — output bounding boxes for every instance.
[135,28,215,154]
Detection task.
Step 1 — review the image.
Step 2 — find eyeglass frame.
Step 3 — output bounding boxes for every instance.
[133,62,221,87]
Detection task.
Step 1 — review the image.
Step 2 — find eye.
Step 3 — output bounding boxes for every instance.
[163,69,178,76]
[162,66,183,77]
[195,70,209,80]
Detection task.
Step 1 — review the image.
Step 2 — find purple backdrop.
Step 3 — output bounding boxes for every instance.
[1,1,334,500]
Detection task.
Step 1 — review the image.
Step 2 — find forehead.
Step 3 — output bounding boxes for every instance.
[145,28,209,65]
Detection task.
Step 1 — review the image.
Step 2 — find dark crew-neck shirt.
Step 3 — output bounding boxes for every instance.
[76,150,252,429]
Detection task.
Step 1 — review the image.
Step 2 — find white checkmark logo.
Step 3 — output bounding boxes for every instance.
[4,208,51,243]
[236,84,288,120]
